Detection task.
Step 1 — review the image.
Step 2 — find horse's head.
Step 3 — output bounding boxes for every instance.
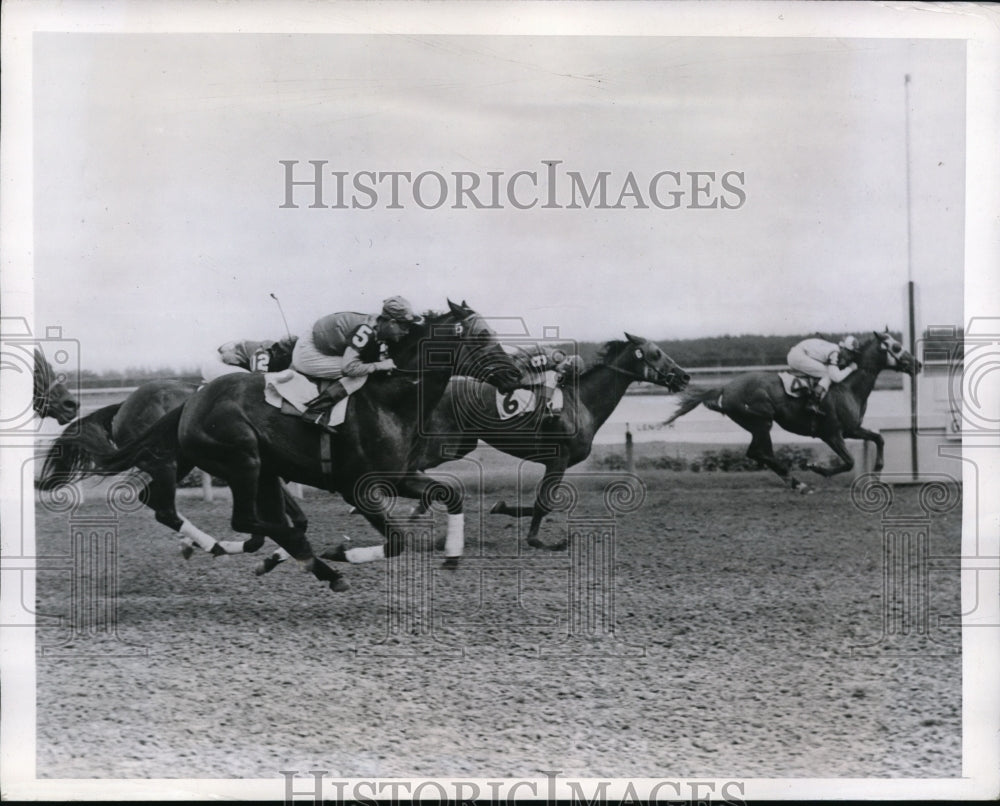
[34,348,79,424]
[396,299,522,394]
[870,328,922,376]
[600,333,690,392]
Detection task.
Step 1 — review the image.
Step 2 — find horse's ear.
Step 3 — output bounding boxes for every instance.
[448,299,462,315]
[874,330,884,341]
[624,332,643,344]
[461,299,469,308]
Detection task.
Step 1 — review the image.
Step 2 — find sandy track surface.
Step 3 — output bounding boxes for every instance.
[34,470,961,779]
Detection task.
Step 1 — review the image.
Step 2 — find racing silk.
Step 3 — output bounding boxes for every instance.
[787,338,856,384]
[310,311,390,376]
[796,338,840,366]
[504,343,576,388]
[222,340,275,372]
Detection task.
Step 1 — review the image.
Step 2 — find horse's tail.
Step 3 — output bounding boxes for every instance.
[661,385,726,425]
[37,403,122,490]
[83,406,184,477]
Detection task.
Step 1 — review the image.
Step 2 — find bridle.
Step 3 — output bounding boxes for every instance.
[607,344,686,389]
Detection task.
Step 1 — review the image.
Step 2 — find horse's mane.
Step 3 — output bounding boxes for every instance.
[589,339,630,373]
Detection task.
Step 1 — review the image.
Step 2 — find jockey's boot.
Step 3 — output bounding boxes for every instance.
[302,380,349,431]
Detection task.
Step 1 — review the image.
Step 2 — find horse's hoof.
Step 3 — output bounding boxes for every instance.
[254,554,285,576]
[442,557,460,571]
[180,543,194,561]
[329,575,350,592]
[526,537,543,550]
[489,501,506,515]
[209,543,227,558]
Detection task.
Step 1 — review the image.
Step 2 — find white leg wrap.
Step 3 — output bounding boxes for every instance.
[217,540,246,554]
[344,544,386,564]
[445,513,464,558]
[179,518,217,552]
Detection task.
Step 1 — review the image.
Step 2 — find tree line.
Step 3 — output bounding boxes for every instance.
[70,327,959,387]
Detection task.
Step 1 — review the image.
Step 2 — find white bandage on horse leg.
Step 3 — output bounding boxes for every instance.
[445,513,465,558]
[344,544,386,564]
[178,518,218,552]
[217,540,248,554]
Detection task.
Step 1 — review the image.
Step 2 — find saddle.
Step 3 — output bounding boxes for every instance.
[777,371,820,399]
[263,369,362,429]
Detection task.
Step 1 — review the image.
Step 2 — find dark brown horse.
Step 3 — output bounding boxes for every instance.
[36,379,237,556]
[410,334,689,549]
[662,330,921,492]
[38,338,298,558]
[33,347,79,424]
[90,301,522,592]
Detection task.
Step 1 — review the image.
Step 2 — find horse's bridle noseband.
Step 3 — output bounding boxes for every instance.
[610,346,685,389]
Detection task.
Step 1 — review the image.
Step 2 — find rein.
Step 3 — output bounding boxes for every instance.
[603,354,680,387]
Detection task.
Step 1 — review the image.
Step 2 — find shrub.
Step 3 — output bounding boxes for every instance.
[593,445,816,473]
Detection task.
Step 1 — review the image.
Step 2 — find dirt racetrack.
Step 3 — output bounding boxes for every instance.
[34,456,962,781]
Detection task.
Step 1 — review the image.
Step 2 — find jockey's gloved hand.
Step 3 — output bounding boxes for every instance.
[375,359,396,372]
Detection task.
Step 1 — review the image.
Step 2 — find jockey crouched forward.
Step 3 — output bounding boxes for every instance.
[786,335,860,414]
[291,295,422,430]
[507,343,585,419]
[201,336,298,383]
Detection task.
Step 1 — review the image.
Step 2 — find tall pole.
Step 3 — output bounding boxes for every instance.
[904,74,919,480]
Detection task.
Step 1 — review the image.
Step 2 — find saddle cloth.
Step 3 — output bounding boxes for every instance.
[778,371,819,398]
[264,369,365,428]
[495,384,563,420]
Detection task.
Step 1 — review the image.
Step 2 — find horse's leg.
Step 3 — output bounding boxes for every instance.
[253,482,300,576]
[323,473,466,569]
[134,459,227,559]
[490,463,570,551]
[208,453,347,591]
[838,425,885,472]
[740,423,811,493]
[809,432,857,477]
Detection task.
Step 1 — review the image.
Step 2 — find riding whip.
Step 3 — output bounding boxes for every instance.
[270,293,292,340]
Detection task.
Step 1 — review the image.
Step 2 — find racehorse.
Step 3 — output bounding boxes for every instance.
[410,334,690,549]
[35,379,249,556]
[90,301,523,592]
[38,336,299,558]
[33,347,79,424]
[662,330,921,492]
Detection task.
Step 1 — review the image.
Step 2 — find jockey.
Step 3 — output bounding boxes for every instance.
[201,336,298,383]
[786,335,860,414]
[292,295,422,427]
[506,343,584,416]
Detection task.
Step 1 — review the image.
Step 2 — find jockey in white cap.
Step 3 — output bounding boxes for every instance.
[786,335,860,414]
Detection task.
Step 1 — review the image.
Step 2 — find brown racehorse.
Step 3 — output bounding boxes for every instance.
[38,337,298,558]
[89,302,522,592]
[662,329,921,492]
[410,334,689,549]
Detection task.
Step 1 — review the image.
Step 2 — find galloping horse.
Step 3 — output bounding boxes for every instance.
[662,330,921,492]
[33,347,79,424]
[91,301,523,591]
[35,380,249,556]
[410,334,690,549]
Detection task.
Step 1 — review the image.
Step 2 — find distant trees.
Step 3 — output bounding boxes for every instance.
[68,327,957,384]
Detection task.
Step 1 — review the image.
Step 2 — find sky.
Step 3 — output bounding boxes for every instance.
[28,32,967,371]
